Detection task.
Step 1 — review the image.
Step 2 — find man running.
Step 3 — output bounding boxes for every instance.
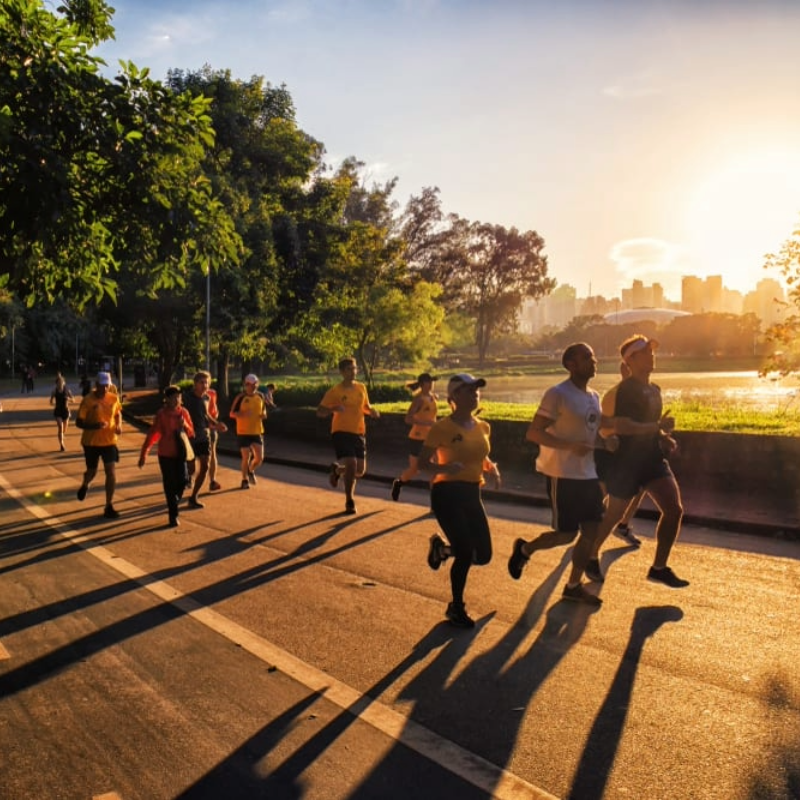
[507,342,613,606]
[75,371,123,518]
[183,371,227,507]
[589,334,687,588]
[316,357,380,514]
[229,374,268,490]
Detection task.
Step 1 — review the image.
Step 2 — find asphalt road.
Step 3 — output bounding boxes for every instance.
[1,393,799,800]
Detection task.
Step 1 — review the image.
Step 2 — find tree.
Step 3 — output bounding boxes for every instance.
[761,219,800,375]
[459,223,554,367]
[0,1,239,309]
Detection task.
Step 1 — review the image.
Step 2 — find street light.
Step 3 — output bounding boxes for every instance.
[205,262,211,372]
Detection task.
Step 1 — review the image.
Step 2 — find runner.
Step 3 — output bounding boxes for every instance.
[589,334,687,587]
[75,371,123,518]
[183,371,226,507]
[138,385,196,528]
[391,372,438,502]
[229,374,268,489]
[316,357,380,514]
[506,343,611,606]
[419,373,500,628]
[206,385,225,491]
[49,373,73,451]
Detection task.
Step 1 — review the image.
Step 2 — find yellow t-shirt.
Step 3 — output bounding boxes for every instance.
[408,394,438,441]
[424,416,492,484]
[320,382,370,435]
[231,391,267,435]
[77,391,121,447]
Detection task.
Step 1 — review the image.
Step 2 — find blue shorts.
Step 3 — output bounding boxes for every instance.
[83,445,119,470]
[545,476,605,533]
[332,431,366,460]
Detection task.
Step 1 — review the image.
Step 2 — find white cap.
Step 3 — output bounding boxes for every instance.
[96,371,112,386]
[244,374,259,385]
[446,373,486,399]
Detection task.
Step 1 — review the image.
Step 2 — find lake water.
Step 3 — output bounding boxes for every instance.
[481,371,800,412]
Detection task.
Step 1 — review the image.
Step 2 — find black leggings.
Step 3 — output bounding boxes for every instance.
[158,456,187,520]
[431,481,492,605]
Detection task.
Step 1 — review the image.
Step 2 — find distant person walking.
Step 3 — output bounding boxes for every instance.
[317,357,380,514]
[183,371,226,507]
[507,343,611,606]
[420,373,500,628]
[50,373,74,451]
[75,371,123,519]
[589,334,687,587]
[229,374,268,490]
[206,385,225,491]
[391,372,438,502]
[138,386,196,528]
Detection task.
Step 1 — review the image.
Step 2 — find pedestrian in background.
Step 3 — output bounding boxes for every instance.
[183,371,226,507]
[419,373,500,628]
[50,372,73,451]
[317,357,380,514]
[391,372,438,502]
[138,385,196,528]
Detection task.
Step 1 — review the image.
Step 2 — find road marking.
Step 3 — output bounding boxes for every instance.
[0,642,10,660]
[0,474,556,800]
[93,793,123,800]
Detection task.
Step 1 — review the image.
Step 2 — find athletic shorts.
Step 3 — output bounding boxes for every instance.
[53,410,70,421]
[83,445,119,469]
[407,437,425,457]
[237,434,263,449]
[604,457,674,501]
[332,431,366,460]
[191,439,211,458]
[545,476,605,534]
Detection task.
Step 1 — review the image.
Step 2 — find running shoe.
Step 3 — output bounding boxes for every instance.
[329,462,340,489]
[614,524,642,547]
[208,481,221,491]
[187,497,204,509]
[507,537,529,580]
[585,558,605,583]
[168,516,180,528]
[562,583,602,606]
[427,532,448,571]
[248,470,257,486]
[240,479,250,490]
[445,602,475,628]
[647,566,690,588]
[103,505,120,519]
[77,484,88,502]
[391,479,402,502]
[345,499,357,514]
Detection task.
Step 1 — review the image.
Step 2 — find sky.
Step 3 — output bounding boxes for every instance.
[94,0,800,301]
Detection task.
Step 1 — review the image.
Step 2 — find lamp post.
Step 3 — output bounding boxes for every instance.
[205,263,211,372]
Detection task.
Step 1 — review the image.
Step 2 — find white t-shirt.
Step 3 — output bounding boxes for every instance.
[534,379,601,480]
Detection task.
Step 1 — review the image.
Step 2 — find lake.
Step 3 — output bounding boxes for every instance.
[481,371,800,412]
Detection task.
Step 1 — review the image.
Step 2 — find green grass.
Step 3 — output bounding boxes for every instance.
[371,399,800,435]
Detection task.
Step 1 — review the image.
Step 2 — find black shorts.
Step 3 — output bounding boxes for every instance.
[545,476,605,533]
[408,437,425,457]
[237,434,263,449]
[53,410,70,421]
[83,445,119,469]
[332,431,366,460]
[191,439,211,458]
[605,457,674,500]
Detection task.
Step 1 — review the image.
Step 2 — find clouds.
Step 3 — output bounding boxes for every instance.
[602,70,665,100]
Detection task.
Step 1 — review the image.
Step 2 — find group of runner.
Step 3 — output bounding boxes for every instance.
[53,333,686,627]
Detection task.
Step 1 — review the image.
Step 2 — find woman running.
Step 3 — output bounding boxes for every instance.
[50,373,73,451]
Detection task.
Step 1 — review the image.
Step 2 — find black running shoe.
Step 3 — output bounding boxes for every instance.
[563,583,602,606]
[614,524,642,547]
[77,484,88,501]
[104,505,120,519]
[585,558,605,583]
[248,471,257,486]
[391,479,402,501]
[345,499,357,514]
[427,533,447,570]
[329,462,340,489]
[187,497,204,509]
[446,602,475,628]
[647,566,690,588]
[507,538,529,580]
[240,479,250,490]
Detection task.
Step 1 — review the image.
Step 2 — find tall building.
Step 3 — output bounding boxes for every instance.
[743,279,787,326]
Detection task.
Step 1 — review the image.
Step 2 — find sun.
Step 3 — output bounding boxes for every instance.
[683,150,800,293]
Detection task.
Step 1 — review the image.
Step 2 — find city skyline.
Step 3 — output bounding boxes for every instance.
[95,1,800,298]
